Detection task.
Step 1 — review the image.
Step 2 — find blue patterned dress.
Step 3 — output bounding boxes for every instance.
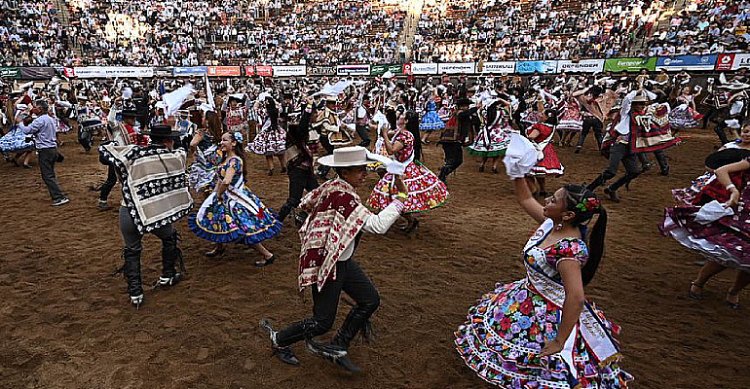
[188,156,282,245]
[420,101,445,131]
[0,125,34,154]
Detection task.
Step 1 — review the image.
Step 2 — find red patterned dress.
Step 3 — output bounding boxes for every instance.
[526,123,564,176]
[367,130,449,213]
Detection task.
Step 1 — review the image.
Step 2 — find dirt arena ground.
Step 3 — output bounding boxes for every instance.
[0,129,748,389]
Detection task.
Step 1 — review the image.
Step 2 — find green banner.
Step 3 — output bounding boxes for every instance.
[604,57,657,72]
[370,64,403,76]
[0,67,20,79]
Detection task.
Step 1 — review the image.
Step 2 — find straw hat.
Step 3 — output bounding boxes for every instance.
[317,146,379,167]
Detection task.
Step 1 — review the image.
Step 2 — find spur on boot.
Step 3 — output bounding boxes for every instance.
[604,187,620,203]
[260,319,300,366]
[155,272,182,288]
[130,294,144,308]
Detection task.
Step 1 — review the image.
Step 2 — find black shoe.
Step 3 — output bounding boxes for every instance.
[660,166,670,176]
[574,145,582,154]
[259,319,300,366]
[479,165,485,173]
[641,162,652,173]
[154,272,182,289]
[305,338,347,360]
[604,187,620,203]
[255,254,276,267]
[332,355,362,373]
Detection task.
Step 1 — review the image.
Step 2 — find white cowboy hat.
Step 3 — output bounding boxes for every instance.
[317,146,379,167]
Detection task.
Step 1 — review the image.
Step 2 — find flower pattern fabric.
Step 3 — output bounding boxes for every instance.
[188,157,282,245]
[420,101,445,131]
[455,221,632,388]
[248,117,286,156]
[367,130,449,213]
[0,125,34,153]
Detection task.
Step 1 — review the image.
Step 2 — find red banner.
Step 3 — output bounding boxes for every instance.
[244,65,273,77]
[207,66,241,77]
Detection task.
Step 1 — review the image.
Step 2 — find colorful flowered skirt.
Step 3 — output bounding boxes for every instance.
[468,127,513,158]
[668,105,702,130]
[188,186,282,245]
[248,127,286,156]
[454,279,633,388]
[367,161,449,213]
[420,111,445,131]
[530,145,564,176]
[0,127,34,153]
[188,146,221,193]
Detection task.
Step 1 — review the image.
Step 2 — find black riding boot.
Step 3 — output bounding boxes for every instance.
[327,309,374,373]
[159,231,184,287]
[586,171,613,191]
[123,247,144,306]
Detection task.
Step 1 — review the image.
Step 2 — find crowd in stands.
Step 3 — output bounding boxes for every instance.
[1,0,750,67]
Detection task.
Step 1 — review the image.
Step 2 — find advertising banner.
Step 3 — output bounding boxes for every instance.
[207,66,241,77]
[655,55,718,71]
[716,53,750,70]
[19,67,56,79]
[172,66,207,76]
[271,65,306,77]
[370,64,404,76]
[515,60,557,74]
[336,64,370,76]
[479,61,516,74]
[255,65,273,77]
[308,66,336,76]
[603,57,657,72]
[0,67,20,79]
[409,63,438,75]
[73,66,155,78]
[62,67,76,78]
[555,59,605,73]
[437,62,475,74]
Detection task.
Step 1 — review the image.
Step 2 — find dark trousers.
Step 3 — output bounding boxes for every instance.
[355,124,371,147]
[38,148,66,201]
[317,136,335,177]
[587,142,642,192]
[278,166,319,222]
[713,119,736,145]
[577,117,603,149]
[276,259,380,350]
[438,142,464,182]
[637,150,669,173]
[119,206,180,297]
[100,163,118,201]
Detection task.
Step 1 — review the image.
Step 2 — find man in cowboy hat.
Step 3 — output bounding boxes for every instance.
[587,90,655,202]
[261,146,408,373]
[16,99,69,206]
[99,124,193,307]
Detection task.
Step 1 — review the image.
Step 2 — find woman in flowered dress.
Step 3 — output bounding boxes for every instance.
[188,131,281,265]
[420,99,445,144]
[668,86,703,133]
[248,97,286,175]
[556,91,583,147]
[367,112,449,233]
[662,124,750,309]
[1,106,34,168]
[468,99,515,174]
[455,178,632,388]
[526,110,565,197]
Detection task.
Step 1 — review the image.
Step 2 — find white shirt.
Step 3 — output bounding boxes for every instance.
[338,200,403,262]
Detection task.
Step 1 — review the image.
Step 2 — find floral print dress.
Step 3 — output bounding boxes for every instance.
[455,219,632,388]
[367,130,449,213]
[188,156,282,245]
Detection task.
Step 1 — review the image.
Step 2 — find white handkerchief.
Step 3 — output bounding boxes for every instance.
[503,132,538,179]
[693,200,735,225]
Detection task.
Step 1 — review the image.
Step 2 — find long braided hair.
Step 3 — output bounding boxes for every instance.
[562,184,607,286]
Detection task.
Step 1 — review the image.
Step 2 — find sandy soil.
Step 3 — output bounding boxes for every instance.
[0,129,748,389]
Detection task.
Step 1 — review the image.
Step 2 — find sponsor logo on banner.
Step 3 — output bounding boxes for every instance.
[172,66,207,76]
[728,54,750,70]
[437,62,475,74]
[715,54,735,71]
[207,66,241,77]
[370,64,403,76]
[271,65,306,77]
[74,66,155,78]
[246,65,274,77]
[62,67,75,78]
[515,61,557,74]
[0,67,20,79]
[480,61,515,74]
[555,59,604,73]
[410,63,438,75]
[336,65,370,75]
[308,66,336,76]
[603,57,657,72]
[655,55,718,71]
